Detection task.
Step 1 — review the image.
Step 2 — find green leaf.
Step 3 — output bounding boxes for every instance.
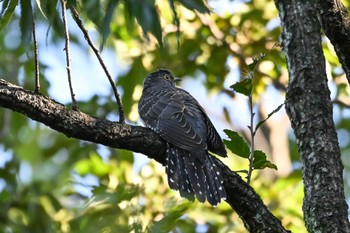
[124,0,163,47]
[253,150,277,170]
[223,129,250,158]
[35,0,51,19]
[1,0,10,14]
[230,78,253,96]
[254,102,284,135]
[178,0,210,13]
[35,0,63,36]
[148,202,191,233]
[80,0,102,27]
[0,0,19,31]
[19,0,33,45]
[35,0,46,18]
[100,0,119,51]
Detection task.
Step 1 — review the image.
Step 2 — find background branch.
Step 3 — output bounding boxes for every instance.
[70,7,125,123]
[317,0,350,83]
[60,0,78,110]
[0,79,289,233]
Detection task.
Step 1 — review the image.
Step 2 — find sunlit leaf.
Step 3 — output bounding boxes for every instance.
[74,158,91,175]
[74,153,111,177]
[0,0,18,31]
[230,78,253,96]
[90,153,111,177]
[253,150,277,170]
[223,129,250,158]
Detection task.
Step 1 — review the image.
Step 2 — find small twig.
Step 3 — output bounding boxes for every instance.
[247,91,255,185]
[70,7,125,123]
[61,0,78,111]
[32,15,40,93]
[333,99,350,108]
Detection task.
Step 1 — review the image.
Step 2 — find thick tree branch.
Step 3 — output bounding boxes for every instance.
[0,79,289,232]
[275,0,350,232]
[317,0,350,83]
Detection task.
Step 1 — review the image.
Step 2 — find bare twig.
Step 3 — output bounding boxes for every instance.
[32,16,40,93]
[69,7,125,123]
[333,98,350,108]
[61,0,78,111]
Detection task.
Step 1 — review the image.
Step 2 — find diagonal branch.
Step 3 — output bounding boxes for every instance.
[69,7,125,123]
[0,79,289,233]
[317,0,350,83]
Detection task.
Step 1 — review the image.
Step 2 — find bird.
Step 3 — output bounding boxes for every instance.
[138,69,227,206]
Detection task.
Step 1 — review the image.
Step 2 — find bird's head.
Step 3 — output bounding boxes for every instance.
[143,69,181,88]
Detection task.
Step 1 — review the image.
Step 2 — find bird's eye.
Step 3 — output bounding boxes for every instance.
[163,74,171,81]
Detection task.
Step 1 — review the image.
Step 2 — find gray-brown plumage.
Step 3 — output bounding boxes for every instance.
[138,69,227,206]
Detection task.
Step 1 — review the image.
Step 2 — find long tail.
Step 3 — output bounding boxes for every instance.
[165,143,226,206]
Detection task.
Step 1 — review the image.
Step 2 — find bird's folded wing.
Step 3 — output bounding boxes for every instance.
[145,92,207,151]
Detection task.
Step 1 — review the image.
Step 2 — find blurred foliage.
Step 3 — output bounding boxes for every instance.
[0,0,350,232]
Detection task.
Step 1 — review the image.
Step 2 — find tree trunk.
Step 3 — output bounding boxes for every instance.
[275,0,350,232]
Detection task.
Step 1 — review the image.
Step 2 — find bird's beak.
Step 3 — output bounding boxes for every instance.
[174,77,181,82]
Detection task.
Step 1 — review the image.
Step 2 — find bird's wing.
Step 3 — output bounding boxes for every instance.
[184,92,227,157]
[139,88,207,151]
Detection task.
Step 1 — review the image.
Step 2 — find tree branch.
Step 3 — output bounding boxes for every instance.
[0,79,289,233]
[317,0,350,83]
[69,7,125,123]
[60,0,78,110]
[32,14,40,93]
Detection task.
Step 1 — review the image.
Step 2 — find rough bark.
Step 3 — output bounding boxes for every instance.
[0,79,290,232]
[275,0,350,232]
[317,0,350,83]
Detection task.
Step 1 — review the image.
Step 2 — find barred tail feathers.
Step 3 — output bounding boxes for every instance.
[165,144,226,206]
[204,155,227,205]
[166,144,194,199]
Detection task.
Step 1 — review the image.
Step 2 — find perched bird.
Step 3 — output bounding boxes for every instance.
[138,69,227,206]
